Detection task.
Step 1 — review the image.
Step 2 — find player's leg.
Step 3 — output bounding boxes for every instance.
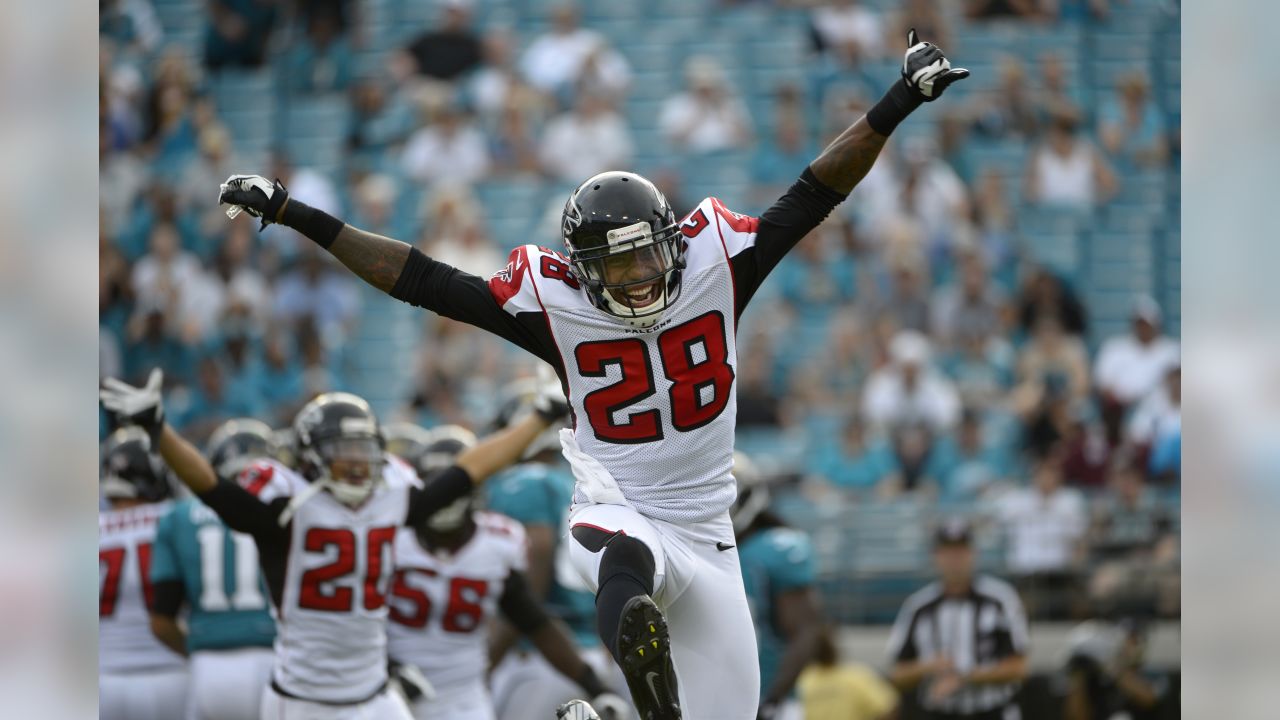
[662,519,760,720]
[189,647,274,720]
[101,668,189,720]
[97,673,129,720]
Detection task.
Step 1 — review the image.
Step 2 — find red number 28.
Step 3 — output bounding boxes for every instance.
[575,311,734,444]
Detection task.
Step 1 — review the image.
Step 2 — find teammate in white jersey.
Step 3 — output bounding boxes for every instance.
[383,424,628,720]
[98,427,187,720]
[100,370,567,720]
[217,31,968,720]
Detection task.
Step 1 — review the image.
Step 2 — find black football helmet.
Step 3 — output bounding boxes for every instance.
[383,422,436,479]
[414,425,479,543]
[562,171,686,329]
[271,427,299,470]
[293,392,385,507]
[207,418,277,484]
[101,427,172,503]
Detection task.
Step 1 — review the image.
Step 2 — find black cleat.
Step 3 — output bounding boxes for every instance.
[615,595,681,720]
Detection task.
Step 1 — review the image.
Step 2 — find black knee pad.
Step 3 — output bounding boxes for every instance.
[597,534,656,597]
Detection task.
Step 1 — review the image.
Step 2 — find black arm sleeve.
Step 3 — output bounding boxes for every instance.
[389,248,561,371]
[730,167,849,318]
[405,465,476,528]
[196,479,290,541]
[497,569,550,635]
[151,580,185,618]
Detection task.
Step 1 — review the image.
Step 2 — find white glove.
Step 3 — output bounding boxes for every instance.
[532,363,570,422]
[100,369,165,440]
[901,28,969,101]
[218,174,280,221]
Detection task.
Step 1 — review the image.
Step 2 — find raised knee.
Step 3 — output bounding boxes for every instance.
[597,534,656,595]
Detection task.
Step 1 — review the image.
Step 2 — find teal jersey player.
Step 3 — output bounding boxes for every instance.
[738,526,817,697]
[150,497,275,652]
[486,462,598,645]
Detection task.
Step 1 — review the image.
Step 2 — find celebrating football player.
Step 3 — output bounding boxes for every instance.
[101,369,567,719]
[218,30,967,720]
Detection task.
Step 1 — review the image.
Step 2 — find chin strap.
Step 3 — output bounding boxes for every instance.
[277,482,326,527]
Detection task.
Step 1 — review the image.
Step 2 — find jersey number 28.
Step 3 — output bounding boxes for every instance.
[575,310,734,443]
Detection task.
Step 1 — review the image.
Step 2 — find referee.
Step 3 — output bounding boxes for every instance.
[886,518,1030,720]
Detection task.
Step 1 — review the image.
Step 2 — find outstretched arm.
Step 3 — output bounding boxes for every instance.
[325,225,413,294]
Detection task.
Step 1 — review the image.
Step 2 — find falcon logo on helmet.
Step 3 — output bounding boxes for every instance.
[561,171,687,329]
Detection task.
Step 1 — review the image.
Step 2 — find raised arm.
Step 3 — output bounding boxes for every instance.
[811,29,968,193]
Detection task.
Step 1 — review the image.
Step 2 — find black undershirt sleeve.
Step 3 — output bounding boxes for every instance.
[389,248,561,371]
[196,479,290,542]
[405,465,476,528]
[151,580,185,618]
[497,569,550,635]
[729,166,849,318]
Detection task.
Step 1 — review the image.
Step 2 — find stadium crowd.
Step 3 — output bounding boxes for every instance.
[101,2,1180,713]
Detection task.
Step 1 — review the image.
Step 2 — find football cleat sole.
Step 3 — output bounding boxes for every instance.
[616,595,682,720]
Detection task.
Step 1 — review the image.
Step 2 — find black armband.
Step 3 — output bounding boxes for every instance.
[280,198,344,250]
[865,78,924,137]
[575,665,608,698]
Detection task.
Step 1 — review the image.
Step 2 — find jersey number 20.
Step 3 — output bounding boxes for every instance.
[298,527,397,613]
[575,310,734,443]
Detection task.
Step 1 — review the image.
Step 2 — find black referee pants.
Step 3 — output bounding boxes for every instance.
[921,705,1018,720]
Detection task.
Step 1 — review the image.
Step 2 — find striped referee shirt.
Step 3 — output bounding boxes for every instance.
[886,575,1029,715]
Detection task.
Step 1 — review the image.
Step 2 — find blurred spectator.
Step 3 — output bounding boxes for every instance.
[1025,107,1117,208]
[893,137,971,248]
[282,6,353,94]
[1013,316,1091,415]
[423,218,503,281]
[348,172,404,240]
[520,3,630,101]
[751,86,816,197]
[297,319,345,397]
[180,124,242,248]
[862,331,961,432]
[125,304,192,387]
[810,416,898,494]
[117,179,202,262]
[272,247,361,343]
[100,0,164,56]
[210,216,272,329]
[393,0,482,82]
[927,410,1013,500]
[100,234,134,339]
[204,0,279,71]
[930,246,1007,349]
[130,221,221,343]
[402,98,491,186]
[659,56,754,154]
[965,0,1047,20]
[261,152,343,262]
[1098,72,1168,168]
[869,253,931,333]
[888,0,952,56]
[968,170,1018,281]
[993,455,1087,617]
[1087,459,1179,616]
[888,422,938,495]
[469,30,521,118]
[99,126,149,240]
[972,56,1040,139]
[490,99,542,176]
[167,356,260,439]
[737,348,783,429]
[347,77,415,162]
[1094,296,1179,411]
[940,330,1016,410]
[539,92,634,183]
[810,0,886,67]
[417,185,501,275]
[797,626,898,720]
[775,219,858,311]
[259,334,305,425]
[1035,52,1082,121]
[1126,364,1180,453]
[1062,618,1172,720]
[1017,267,1088,337]
[143,51,202,168]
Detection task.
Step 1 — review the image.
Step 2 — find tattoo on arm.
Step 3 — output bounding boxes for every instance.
[327,225,413,293]
[809,117,889,195]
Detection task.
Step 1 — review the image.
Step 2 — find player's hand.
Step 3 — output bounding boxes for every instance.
[901,28,969,101]
[219,174,289,229]
[927,671,964,703]
[590,692,629,720]
[388,660,436,702]
[532,364,570,423]
[100,368,166,442]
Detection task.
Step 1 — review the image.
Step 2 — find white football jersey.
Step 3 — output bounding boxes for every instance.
[488,197,762,524]
[243,457,419,703]
[386,512,528,691]
[99,501,185,674]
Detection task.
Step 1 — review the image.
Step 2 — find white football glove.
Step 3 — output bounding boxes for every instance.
[100,368,166,440]
[532,362,570,422]
[902,28,969,101]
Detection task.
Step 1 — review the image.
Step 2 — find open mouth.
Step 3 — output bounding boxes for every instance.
[617,281,661,308]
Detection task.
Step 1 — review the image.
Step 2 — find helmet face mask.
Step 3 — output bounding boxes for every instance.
[563,172,686,329]
[208,418,277,484]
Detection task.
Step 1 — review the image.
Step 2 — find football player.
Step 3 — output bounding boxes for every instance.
[383,422,628,720]
[99,427,187,720]
[731,453,822,720]
[148,419,278,720]
[100,369,566,719]
[217,31,966,720]
[484,378,628,720]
